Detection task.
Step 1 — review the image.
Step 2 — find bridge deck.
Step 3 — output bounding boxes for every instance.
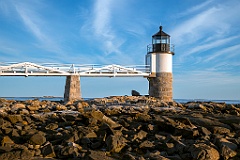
[0,62,150,77]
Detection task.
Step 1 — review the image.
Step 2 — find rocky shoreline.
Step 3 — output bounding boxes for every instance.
[0,96,239,160]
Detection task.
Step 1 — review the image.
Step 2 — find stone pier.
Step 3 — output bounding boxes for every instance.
[64,75,81,102]
[148,72,173,101]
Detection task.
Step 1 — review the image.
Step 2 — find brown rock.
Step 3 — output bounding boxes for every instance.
[41,142,56,157]
[1,136,14,145]
[215,137,238,151]
[212,126,231,135]
[45,123,58,130]
[27,105,40,111]
[91,110,121,128]
[7,114,23,124]
[189,143,220,160]
[145,150,170,160]
[29,133,46,145]
[11,103,26,110]
[60,146,79,158]
[139,140,155,148]
[220,145,237,160]
[0,149,33,160]
[88,150,115,160]
[186,103,207,111]
[56,104,67,111]
[133,130,148,140]
[106,134,127,153]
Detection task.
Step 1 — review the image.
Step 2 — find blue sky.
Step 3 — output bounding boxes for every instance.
[0,0,240,100]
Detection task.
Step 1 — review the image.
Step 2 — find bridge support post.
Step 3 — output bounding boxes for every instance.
[148,73,173,102]
[64,75,81,102]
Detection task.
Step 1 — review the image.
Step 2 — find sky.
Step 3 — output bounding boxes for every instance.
[0,0,240,100]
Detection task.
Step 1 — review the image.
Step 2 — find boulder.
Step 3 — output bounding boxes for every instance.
[139,140,155,149]
[45,123,58,130]
[55,104,67,111]
[220,145,237,160]
[189,143,220,160]
[91,110,121,128]
[0,149,33,160]
[212,126,231,135]
[145,150,170,160]
[186,103,207,111]
[11,103,26,110]
[27,105,40,111]
[41,142,56,157]
[131,90,140,96]
[133,130,148,140]
[215,137,238,151]
[60,146,79,158]
[29,133,46,145]
[1,136,14,145]
[7,114,23,124]
[88,150,116,160]
[106,134,127,153]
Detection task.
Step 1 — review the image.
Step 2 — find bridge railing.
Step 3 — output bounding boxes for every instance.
[0,62,151,77]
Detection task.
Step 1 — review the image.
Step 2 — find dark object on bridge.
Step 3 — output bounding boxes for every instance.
[131,90,140,96]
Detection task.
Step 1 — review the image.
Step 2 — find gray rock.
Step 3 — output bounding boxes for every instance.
[132,90,140,96]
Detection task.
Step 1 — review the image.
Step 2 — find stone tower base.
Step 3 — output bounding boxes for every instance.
[64,75,81,102]
[148,72,173,101]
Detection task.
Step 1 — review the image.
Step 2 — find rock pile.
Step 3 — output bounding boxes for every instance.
[0,96,239,159]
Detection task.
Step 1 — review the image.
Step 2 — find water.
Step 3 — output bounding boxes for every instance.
[1,97,64,102]
[175,99,240,104]
[1,97,240,104]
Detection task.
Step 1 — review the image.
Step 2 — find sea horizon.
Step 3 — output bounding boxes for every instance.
[1,96,239,104]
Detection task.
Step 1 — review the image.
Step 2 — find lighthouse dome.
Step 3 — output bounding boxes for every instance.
[152,26,170,38]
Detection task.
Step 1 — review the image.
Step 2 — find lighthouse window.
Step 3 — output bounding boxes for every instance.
[161,39,167,43]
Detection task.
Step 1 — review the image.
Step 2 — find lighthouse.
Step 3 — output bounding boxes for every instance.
[146,26,174,101]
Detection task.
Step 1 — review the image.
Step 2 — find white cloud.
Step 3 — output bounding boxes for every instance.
[185,35,240,57]
[171,7,220,45]
[93,0,112,36]
[92,0,123,55]
[171,0,240,46]
[13,2,64,56]
[177,0,214,17]
[204,44,240,62]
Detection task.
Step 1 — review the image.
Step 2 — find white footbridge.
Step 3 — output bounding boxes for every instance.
[0,62,151,77]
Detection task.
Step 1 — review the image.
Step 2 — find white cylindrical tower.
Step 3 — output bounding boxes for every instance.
[146,26,174,101]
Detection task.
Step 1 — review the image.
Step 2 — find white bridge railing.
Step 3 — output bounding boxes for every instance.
[0,62,151,77]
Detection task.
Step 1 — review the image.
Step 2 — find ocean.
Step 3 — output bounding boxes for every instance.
[1,97,240,104]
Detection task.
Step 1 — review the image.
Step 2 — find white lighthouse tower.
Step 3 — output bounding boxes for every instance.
[146,26,174,101]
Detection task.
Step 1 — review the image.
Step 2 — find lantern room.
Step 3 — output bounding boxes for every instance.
[152,26,171,53]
